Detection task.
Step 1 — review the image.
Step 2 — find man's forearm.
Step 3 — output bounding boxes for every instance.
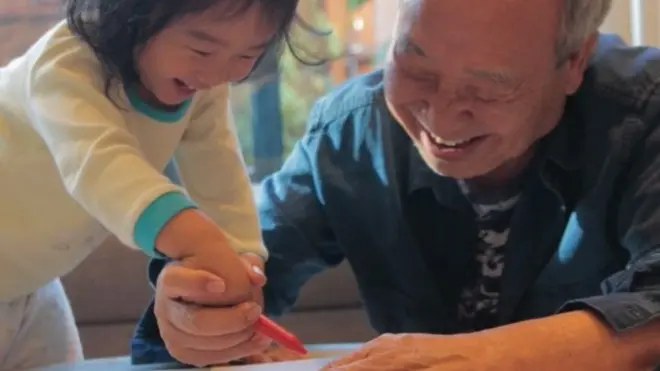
[478,311,660,370]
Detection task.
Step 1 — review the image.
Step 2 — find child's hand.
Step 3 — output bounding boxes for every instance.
[155,208,260,306]
[167,252,267,306]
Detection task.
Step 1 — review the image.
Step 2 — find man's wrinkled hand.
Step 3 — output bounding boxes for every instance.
[153,254,271,367]
[322,333,494,371]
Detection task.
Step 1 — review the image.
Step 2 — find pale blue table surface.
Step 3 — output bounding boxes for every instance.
[31,343,362,371]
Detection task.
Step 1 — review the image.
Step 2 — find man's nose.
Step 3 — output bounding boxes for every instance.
[430,88,474,122]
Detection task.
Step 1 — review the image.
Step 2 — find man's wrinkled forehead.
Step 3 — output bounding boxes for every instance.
[392,0,561,63]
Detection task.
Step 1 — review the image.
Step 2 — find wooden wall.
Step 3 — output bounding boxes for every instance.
[0,2,63,64]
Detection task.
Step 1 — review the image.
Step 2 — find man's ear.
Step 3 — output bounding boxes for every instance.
[563,33,598,95]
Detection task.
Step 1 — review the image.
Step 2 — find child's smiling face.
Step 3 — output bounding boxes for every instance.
[135,3,276,108]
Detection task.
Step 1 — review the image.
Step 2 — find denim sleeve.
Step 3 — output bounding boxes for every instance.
[559,125,660,332]
[131,162,181,365]
[131,259,180,365]
[259,112,344,317]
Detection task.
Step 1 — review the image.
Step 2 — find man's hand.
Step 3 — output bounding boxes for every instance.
[153,253,272,367]
[324,312,660,371]
[238,253,267,306]
[322,333,485,371]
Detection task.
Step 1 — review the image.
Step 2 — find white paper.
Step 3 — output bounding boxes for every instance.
[210,357,334,371]
[208,344,361,371]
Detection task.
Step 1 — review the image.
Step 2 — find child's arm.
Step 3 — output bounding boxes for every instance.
[172,85,268,261]
[25,41,190,257]
[24,36,253,303]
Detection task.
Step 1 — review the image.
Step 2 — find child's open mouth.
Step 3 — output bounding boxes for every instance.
[174,79,197,95]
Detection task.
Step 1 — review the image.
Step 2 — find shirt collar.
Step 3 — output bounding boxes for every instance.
[407,145,472,212]
[540,99,585,171]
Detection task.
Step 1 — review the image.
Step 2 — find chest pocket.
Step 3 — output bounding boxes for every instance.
[515,210,620,319]
[514,163,624,319]
[532,117,649,291]
[535,211,621,287]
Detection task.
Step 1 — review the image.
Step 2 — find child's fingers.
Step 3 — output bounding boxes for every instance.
[240,253,267,288]
[159,263,226,303]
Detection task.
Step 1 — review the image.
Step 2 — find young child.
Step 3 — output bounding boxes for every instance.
[0,0,300,368]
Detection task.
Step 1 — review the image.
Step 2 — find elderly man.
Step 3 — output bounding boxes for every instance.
[133,0,660,369]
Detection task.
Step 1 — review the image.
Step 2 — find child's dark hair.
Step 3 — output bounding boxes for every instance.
[66,0,318,92]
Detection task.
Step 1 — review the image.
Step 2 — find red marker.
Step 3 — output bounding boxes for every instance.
[255,315,308,355]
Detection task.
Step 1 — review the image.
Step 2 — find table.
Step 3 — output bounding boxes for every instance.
[32,343,362,371]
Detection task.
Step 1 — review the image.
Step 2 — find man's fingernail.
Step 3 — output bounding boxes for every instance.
[206,279,225,293]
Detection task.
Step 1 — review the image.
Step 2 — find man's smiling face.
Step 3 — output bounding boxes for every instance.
[385,0,591,183]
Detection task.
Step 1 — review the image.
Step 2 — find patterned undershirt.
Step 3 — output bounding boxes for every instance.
[456,181,521,331]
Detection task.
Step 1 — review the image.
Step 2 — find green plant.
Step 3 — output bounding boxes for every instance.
[232,0,361,165]
[347,0,370,10]
[278,0,349,154]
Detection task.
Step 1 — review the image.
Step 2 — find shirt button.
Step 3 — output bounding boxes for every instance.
[625,305,647,320]
[628,309,644,320]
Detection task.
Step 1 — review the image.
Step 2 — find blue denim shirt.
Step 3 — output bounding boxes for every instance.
[131,34,660,364]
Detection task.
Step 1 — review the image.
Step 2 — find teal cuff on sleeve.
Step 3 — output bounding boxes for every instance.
[134,191,197,259]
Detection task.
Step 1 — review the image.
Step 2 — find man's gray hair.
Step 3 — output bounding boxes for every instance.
[557,0,612,62]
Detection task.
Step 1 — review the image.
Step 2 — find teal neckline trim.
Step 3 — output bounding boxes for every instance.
[125,85,192,123]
